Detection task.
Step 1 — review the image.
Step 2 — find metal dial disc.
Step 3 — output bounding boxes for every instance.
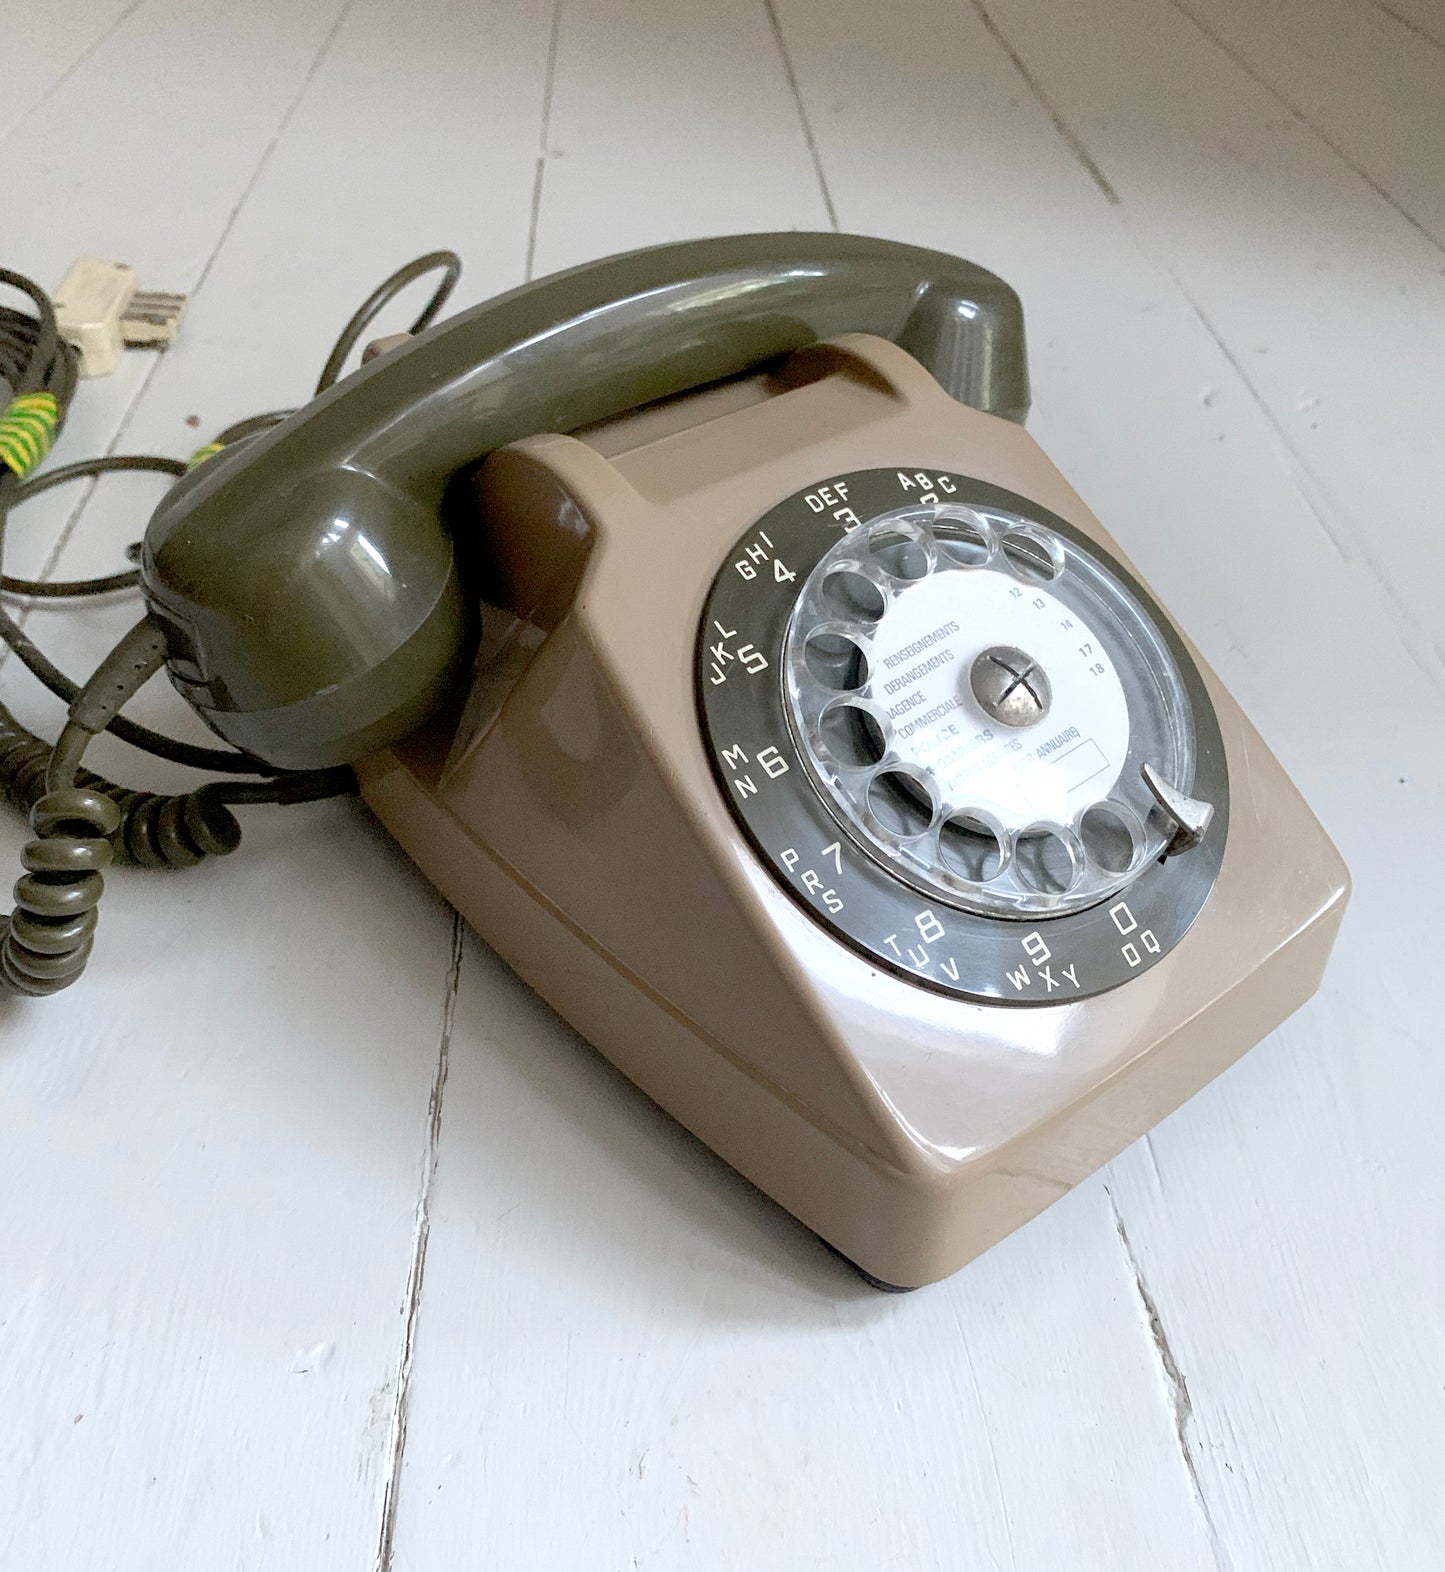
[782,499,1194,919]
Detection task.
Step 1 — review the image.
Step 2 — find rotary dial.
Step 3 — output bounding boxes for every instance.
[696,469,1227,1003]
[782,500,1194,919]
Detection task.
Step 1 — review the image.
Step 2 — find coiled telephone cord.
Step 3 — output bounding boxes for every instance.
[0,619,167,994]
[0,708,337,868]
[0,620,351,993]
[0,251,461,995]
[0,714,233,865]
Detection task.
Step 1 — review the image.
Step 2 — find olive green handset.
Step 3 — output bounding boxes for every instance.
[1,233,1346,1290]
[143,233,1030,773]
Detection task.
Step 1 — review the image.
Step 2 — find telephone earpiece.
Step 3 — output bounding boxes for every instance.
[140,233,1027,770]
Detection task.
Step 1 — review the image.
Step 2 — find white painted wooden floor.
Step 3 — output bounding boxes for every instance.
[2,1,1443,1567]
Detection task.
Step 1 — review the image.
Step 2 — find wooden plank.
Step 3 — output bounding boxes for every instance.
[0,2,554,1569]
[386,936,1219,1572]
[764,0,1445,1562]
[0,0,138,145]
[1363,0,1445,49]
[527,0,832,277]
[1,0,368,582]
[1106,999,1445,1569]
[1174,0,1445,248]
[383,2,1220,1567]
[971,0,1445,675]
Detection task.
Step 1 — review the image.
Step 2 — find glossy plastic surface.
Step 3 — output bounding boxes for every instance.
[140,234,1028,769]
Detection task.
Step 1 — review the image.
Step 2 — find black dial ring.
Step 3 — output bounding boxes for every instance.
[695,467,1228,1004]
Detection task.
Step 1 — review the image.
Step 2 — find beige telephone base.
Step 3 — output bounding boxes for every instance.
[359,335,1348,1290]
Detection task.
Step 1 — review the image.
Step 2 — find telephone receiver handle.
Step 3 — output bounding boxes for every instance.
[142,233,1029,771]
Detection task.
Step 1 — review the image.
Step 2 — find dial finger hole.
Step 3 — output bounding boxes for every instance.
[1000,526,1064,583]
[934,510,994,568]
[1014,824,1081,894]
[867,525,932,582]
[865,767,938,840]
[803,628,869,691]
[820,566,887,623]
[938,810,1008,883]
[816,701,887,770]
[1079,802,1142,874]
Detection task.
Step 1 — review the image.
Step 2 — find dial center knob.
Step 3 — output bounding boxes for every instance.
[969,645,1052,728]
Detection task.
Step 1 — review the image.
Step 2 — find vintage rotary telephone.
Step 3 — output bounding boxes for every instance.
[0,235,1348,1288]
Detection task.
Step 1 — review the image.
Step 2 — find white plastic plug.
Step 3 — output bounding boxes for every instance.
[52,258,187,377]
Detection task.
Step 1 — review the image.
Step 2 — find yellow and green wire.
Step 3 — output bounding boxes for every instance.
[0,392,61,478]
